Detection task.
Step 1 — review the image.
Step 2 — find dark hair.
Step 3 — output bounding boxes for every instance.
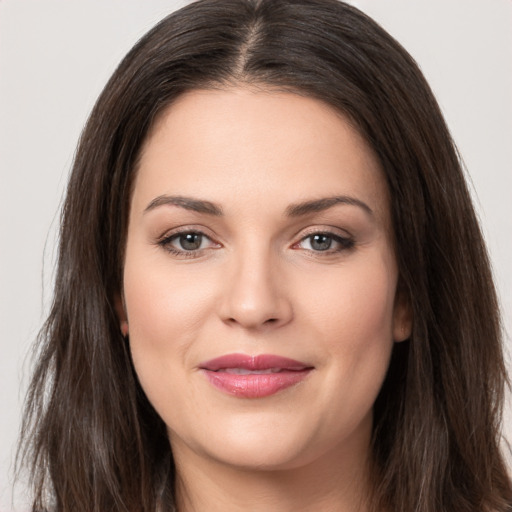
[18,0,511,510]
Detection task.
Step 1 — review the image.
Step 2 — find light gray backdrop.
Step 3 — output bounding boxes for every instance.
[1,1,511,510]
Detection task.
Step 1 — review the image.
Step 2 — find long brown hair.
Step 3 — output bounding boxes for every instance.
[18,0,511,510]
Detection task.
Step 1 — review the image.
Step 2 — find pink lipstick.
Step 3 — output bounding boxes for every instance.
[199,353,313,398]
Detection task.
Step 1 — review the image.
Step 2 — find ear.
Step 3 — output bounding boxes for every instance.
[392,282,413,342]
[114,294,129,338]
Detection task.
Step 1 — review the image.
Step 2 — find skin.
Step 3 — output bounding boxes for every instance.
[120,87,411,511]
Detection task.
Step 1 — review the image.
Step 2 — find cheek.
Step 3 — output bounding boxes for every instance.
[121,245,218,405]
[124,255,214,347]
[304,256,397,346]
[122,259,216,430]
[299,251,397,409]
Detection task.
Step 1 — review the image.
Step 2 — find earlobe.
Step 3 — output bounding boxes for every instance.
[392,285,413,342]
[114,294,129,338]
[120,320,129,338]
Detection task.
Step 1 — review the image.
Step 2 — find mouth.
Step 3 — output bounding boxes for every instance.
[199,353,314,398]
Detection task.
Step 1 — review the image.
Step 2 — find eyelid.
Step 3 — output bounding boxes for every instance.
[292,225,353,243]
[156,224,218,242]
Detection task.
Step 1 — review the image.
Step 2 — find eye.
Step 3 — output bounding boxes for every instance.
[157,230,219,257]
[173,232,206,251]
[295,232,354,253]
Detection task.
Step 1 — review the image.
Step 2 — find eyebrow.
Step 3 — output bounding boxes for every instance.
[143,194,373,217]
[285,196,373,217]
[144,195,223,216]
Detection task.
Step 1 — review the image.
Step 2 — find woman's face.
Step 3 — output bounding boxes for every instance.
[122,87,410,473]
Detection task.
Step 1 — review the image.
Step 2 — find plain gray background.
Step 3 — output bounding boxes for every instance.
[1,1,511,509]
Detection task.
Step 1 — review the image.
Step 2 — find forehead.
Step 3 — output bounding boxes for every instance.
[133,87,390,224]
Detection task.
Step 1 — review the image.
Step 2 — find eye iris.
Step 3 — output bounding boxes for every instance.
[180,233,202,250]
[311,234,332,251]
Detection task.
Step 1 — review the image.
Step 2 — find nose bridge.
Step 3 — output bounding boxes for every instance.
[220,239,292,329]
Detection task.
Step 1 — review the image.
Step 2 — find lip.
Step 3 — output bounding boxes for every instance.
[199,353,314,398]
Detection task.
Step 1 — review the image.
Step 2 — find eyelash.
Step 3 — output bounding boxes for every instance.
[156,229,355,258]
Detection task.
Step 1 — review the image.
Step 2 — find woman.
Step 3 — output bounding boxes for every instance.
[18,0,511,510]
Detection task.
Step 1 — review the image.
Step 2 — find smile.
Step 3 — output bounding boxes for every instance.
[199,353,314,398]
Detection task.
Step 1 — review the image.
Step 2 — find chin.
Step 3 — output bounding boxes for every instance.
[170,407,372,474]
[202,435,316,472]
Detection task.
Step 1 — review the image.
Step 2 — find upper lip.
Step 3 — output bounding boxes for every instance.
[199,353,312,371]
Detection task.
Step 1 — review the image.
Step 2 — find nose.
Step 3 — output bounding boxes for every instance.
[218,248,293,331]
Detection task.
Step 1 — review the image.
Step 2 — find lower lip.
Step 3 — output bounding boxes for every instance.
[202,370,312,398]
